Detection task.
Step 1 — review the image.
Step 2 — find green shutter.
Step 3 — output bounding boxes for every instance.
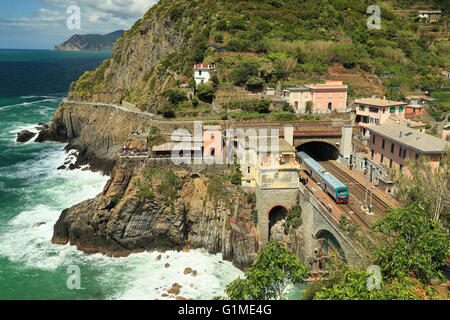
[390,107,396,113]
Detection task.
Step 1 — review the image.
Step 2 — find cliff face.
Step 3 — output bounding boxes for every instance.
[53,30,125,51]
[68,12,186,104]
[37,102,151,173]
[51,161,260,268]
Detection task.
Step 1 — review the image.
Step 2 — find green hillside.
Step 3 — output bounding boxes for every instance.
[69,0,450,117]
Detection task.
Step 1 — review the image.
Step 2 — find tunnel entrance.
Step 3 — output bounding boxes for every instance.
[315,230,346,269]
[297,141,339,161]
[268,205,288,240]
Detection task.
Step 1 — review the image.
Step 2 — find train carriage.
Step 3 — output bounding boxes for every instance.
[296,152,349,203]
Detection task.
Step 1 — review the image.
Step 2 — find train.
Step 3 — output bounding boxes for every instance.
[296,151,349,204]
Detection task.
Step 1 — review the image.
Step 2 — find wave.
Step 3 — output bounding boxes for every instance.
[0,145,242,299]
[0,98,62,111]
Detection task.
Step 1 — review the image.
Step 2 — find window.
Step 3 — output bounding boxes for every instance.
[247,167,251,174]
[372,135,376,144]
[210,134,214,139]
[399,106,404,112]
[390,107,396,113]
[390,143,394,154]
[402,149,406,159]
[382,139,385,149]
[371,149,374,158]
[389,159,393,168]
[380,155,384,164]
[398,147,402,157]
[369,107,378,113]
[199,70,202,75]
[400,164,403,171]
[274,173,279,179]
[359,105,365,111]
[415,154,419,160]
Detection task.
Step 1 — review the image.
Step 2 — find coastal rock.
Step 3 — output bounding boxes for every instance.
[16,130,36,143]
[183,268,193,275]
[165,263,170,268]
[51,162,260,268]
[168,283,181,295]
[156,254,162,261]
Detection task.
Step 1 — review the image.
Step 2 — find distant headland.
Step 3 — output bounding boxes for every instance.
[52,30,125,51]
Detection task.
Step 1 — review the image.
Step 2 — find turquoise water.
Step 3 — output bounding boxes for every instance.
[0,50,243,300]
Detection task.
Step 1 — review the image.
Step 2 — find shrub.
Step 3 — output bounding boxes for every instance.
[256,99,271,114]
[214,33,224,44]
[231,171,242,185]
[191,98,199,107]
[230,62,259,86]
[160,88,187,105]
[245,76,264,92]
[196,83,215,103]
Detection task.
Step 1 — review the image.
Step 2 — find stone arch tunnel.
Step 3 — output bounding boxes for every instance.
[267,204,289,240]
[296,141,339,161]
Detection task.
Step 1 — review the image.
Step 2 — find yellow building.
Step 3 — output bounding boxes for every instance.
[239,136,300,189]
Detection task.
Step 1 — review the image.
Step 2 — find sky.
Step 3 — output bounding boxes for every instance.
[0,0,159,49]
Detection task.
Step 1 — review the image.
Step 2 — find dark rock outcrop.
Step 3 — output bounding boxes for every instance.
[16,130,36,143]
[51,162,260,268]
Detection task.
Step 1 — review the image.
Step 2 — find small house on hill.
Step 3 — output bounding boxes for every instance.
[418,10,442,23]
[193,64,216,86]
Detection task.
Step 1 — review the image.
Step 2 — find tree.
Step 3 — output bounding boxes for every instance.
[196,83,215,103]
[158,101,175,118]
[159,88,187,105]
[305,101,313,113]
[213,33,224,44]
[230,62,259,86]
[372,204,450,282]
[245,76,264,92]
[225,242,310,300]
[256,99,271,113]
[389,151,449,223]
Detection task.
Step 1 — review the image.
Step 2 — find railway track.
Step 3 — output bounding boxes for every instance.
[321,161,390,218]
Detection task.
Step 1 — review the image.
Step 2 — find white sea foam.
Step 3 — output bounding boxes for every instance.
[0,98,61,111]
[0,146,243,299]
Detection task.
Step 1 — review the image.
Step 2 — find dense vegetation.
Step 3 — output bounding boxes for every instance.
[69,0,450,120]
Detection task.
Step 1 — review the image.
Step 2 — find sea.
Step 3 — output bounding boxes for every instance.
[0,49,249,300]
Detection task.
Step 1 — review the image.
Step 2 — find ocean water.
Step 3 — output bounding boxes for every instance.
[0,49,243,300]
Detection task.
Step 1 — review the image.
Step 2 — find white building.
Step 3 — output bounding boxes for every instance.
[193,64,216,86]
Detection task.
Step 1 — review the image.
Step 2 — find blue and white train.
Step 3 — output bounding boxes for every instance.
[296,151,349,204]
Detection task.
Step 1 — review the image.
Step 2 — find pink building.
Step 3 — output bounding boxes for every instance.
[284,80,348,114]
[305,80,348,113]
[355,97,407,137]
[203,125,222,157]
[367,124,449,172]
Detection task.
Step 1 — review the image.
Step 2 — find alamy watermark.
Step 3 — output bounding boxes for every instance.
[66,5,81,30]
[66,265,82,290]
[366,265,381,290]
[367,5,381,30]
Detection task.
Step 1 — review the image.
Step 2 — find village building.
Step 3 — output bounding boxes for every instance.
[443,125,450,143]
[284,80,348,114]
[441,71,450,79]
[384,116,427,133]
[265,88,276,96]
[193,64,216,85]
[418,10,442,23]
[367,124,449,173]
[405,100,424,118]
[354,97,407,137]
[203,125,223,158]
[239,132,300,189]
